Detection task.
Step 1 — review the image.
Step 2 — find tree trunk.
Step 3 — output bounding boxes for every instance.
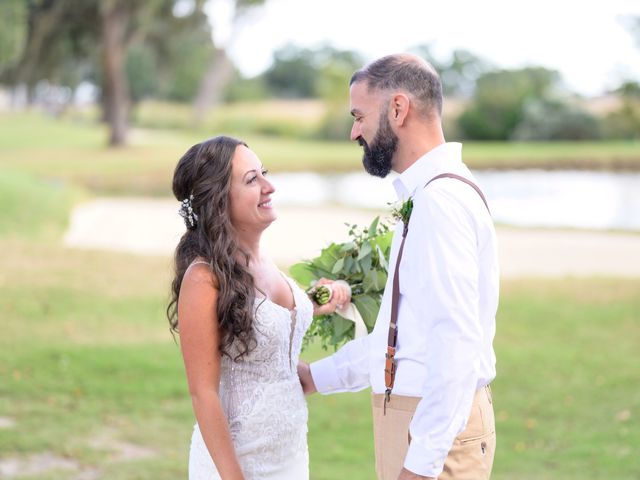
[14,0,67,87]
[100,1,130,147]
[192,1,266,125]
[192,48,235,125]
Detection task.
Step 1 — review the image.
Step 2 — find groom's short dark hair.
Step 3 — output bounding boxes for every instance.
[350,53,443,119]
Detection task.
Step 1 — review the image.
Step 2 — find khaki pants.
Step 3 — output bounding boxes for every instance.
[371,386,495,480]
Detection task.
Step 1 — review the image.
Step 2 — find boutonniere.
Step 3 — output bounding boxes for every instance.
[390,197,413,225]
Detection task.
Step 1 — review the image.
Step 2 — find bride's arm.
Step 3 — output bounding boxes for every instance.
[178,264,244,480]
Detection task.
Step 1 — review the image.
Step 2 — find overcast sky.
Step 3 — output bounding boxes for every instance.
[204,0,640,97]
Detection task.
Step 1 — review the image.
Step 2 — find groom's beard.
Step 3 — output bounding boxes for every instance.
[359,115,398,178]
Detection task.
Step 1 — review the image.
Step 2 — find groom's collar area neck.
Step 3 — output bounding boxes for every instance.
[392,142,463,200]
[393,138,446,175]
[391,120,446,174]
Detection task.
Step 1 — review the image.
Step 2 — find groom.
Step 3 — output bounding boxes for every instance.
[299,54,499,479]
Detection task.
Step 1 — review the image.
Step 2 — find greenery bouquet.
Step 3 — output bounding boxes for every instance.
[289,216,393,350]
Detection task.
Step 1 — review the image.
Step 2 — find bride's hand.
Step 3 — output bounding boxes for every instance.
[312,278,351,316]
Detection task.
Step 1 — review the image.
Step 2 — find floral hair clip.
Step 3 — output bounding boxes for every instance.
[178,194,198,230]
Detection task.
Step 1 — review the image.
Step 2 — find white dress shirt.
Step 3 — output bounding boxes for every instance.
[310,142,499,477]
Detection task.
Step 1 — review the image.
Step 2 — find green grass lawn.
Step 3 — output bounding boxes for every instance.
[0,168,84,240]
[2,238,639,479]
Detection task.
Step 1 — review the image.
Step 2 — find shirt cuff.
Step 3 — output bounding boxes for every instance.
[310,356,342,394]
[403,441,445,478]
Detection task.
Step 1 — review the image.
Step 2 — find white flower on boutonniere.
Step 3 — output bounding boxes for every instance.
[390,197,414,225]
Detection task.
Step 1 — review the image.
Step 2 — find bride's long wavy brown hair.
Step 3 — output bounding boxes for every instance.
[167,135,257,360]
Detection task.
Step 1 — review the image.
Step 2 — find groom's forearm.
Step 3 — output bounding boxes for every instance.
[309,336,371,394]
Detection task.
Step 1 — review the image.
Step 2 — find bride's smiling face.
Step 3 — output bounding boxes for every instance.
[228,145,276,232]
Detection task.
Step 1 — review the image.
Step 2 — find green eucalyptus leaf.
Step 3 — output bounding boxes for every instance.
[362,270,374,292]
[368,216,380,237]
[289,262,317,287]
[340,241,356,252]
[352,295,380,331]
[357,240,372,260]
[331,257,345,275]
[376,245,388,270]
[359,253,372,275]
[362,268,386,292]
[375,230,394,253]
[354,260,362,273]
[333,315,354,337]
[344,255,354,274]
[314,243,342,272]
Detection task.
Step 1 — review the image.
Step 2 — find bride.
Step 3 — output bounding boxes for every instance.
[167,136,350,479]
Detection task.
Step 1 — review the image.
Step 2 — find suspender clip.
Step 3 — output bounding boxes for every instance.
[384,388,391,415]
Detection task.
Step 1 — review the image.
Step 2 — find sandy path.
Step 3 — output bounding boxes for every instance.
[64,198,640,278]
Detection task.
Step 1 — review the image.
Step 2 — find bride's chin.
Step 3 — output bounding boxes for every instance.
[261,213,277,227]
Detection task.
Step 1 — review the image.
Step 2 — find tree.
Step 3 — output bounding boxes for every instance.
[192,0,266,124]
[263,44,319,98]
[0,0,28,88]
[512,99,601,140]
[604,80,640,139]
[314,46,363,140]
[99,0,214,145]
[127,1,214,103]
[4,0,95,101]
[260,43,362,102]
[6,0,214,146]
[99,0,134,146]
[409,44,491,98]
[458,67,561,140]
[602,16,640,139]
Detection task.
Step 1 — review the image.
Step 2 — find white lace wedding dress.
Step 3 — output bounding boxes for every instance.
[188,274,312,480]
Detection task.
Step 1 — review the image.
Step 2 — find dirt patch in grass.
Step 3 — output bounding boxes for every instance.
[0,452,79,478]
[0,416,15,429]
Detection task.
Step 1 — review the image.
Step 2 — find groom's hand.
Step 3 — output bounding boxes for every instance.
[297,361,317,395]
[397,468,433,480]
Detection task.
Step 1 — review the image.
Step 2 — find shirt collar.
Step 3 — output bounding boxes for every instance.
[392,142,463,200]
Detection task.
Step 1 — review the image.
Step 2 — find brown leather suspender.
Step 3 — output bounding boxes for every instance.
[383,173,490,413]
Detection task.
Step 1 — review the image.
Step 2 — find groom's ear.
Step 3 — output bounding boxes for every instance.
[390,93,410,126]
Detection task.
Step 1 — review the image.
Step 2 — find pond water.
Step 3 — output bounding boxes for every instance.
[267,170,640,231]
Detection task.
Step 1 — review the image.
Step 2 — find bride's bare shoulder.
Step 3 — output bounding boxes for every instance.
[183,259,220,291]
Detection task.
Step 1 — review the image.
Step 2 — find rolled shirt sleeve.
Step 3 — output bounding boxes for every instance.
[310,335,371,394]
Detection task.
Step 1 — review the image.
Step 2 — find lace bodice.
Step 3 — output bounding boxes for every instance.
[189,274,313,479]
[220,276,311,388]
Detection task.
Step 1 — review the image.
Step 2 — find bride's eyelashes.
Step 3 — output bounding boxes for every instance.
[246,168,269,185]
